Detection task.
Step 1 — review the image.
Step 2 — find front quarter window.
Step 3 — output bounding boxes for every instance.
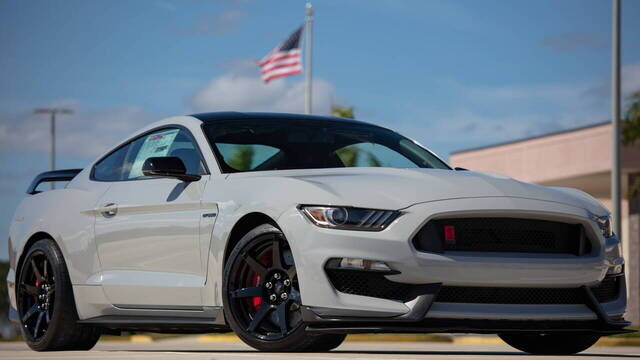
[93,144,131,181]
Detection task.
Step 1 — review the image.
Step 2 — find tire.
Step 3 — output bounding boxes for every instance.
[222,224,346,352]
[499,333,600,355]
[16,238,101,351]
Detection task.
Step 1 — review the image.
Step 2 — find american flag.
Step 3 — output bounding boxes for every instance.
[258,26,303,83]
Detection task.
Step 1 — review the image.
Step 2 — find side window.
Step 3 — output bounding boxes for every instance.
[123,128,205,180]
[335,142,419,168]
[93,144,131,181]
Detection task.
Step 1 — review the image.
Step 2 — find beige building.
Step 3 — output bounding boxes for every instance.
[450,122,640,324]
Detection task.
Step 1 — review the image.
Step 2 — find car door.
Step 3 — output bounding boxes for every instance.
[93,127,216,309]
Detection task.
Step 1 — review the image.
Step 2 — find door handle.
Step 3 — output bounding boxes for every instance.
[99,203,118,218]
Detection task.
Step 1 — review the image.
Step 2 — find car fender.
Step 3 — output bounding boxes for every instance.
[10,185,109,287]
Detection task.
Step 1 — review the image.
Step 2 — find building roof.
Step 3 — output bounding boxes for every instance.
[450,120,610,155]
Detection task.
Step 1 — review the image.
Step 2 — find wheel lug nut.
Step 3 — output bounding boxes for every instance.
[281,293,288,300]
[274,273,281,280]
[265,282,273,289]
[269,294,277,302]
[283,279,291,286]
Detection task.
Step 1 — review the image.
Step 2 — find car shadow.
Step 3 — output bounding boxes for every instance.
[116,349,640,358]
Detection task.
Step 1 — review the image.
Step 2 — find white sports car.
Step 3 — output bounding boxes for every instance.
[6,112,631,354]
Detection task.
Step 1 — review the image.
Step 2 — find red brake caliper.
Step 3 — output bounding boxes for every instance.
[251,273,262,310]
[251,253,272,310]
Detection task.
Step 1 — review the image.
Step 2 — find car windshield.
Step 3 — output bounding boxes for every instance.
[202,119,450,173]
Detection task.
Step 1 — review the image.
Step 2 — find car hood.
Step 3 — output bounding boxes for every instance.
[227,167,608,215]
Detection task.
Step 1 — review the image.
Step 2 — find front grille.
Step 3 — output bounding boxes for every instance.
[435,276,620,304]
[325,269,415,302]
[413,217,590,255]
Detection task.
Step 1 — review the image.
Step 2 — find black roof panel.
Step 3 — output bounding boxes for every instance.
[190,111,375,127]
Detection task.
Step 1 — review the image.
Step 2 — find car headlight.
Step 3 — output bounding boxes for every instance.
[591,214,613,238]
[299,205,400,231]
[591,214,624,275]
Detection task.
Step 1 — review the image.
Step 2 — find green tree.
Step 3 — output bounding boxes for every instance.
[332,105,359,166]
[623,90,640,146]
[228,145,254,171]
[623,91,640,199]
[366,153,382,167]
[331,105,355,119]
[331,104,384,167]
[336,147,359,167]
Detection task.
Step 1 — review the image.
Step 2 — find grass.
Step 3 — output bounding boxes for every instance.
[610,326,640,338]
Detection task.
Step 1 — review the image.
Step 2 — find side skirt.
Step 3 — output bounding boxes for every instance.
[78,306,230,334]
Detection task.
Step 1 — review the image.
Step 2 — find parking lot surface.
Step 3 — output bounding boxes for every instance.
[1,337,640,360]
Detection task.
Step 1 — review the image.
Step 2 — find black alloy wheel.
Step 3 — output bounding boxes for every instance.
[18,250,54,341]
[223,224,346,352]
[228,232,302,340]
[16,239,101,351]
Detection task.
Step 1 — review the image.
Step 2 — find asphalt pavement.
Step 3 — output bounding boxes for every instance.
[1,337,640,360]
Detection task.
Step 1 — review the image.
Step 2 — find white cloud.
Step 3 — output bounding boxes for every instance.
[540,32,607,52]
[386,63,640,157]
[465,82,593,105]
[178,10,247,36]
[0,104,157,158]
[190,73,335,115]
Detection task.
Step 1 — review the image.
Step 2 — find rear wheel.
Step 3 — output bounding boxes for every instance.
[222,224,345,352]
[499,333,600,355]
[17,239,101,351]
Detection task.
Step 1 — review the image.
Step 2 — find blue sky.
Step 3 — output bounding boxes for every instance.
[1,0,639,259]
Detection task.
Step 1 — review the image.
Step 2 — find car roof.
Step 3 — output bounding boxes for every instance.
[190,111,378,127]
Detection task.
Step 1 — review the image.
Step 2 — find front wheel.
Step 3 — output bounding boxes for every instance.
[499,333,600,355]
[222,224,345,352]
[17,239,101,351]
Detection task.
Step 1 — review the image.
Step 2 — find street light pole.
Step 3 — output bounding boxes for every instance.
[611,0,621,238]
[33,107,74,190]
[304,2,314,115]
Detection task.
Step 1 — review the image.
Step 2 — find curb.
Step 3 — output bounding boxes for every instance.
[129,335,153,343]
[197,334,241,343]
[451,336,504,345]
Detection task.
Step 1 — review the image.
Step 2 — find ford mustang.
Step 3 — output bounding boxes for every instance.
[6,112,631,354]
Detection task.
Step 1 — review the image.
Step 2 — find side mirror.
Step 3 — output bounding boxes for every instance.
[142,157,201,182]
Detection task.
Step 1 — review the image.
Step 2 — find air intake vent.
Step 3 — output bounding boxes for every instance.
[435,276,620,304]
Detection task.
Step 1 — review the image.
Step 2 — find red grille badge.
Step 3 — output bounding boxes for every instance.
[444,225,456,244]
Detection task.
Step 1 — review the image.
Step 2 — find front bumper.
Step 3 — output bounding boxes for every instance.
[278,197,630,333]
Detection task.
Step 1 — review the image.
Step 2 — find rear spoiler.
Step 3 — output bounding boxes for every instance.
[27,169,83,195]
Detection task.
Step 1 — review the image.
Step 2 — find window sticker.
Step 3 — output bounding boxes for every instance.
[128,129,179,179]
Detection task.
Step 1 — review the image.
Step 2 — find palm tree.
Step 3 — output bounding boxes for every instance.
[228,145,255,171]
[623,90,640,146]
[623,90,640,199]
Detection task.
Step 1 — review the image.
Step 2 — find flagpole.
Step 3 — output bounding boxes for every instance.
[304,2,313,114]
[611,0,621,238]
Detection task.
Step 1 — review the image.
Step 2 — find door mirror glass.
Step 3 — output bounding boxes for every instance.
[141,157,201,182]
